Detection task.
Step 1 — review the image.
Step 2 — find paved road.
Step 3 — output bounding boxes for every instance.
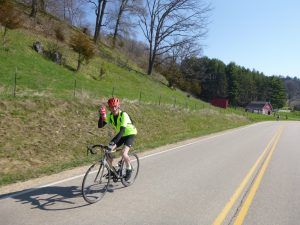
[1,121,300,225]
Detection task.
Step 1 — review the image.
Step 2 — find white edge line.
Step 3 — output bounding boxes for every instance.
[0,122,268,200]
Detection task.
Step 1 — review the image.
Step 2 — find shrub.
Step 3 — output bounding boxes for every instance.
[69,32,95,71]
[54,26,65,42]
[0,0,21,48]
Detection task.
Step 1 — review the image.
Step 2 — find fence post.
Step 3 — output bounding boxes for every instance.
[112,87,115,96]
[13,67,17,97]
[139,92,142,103]
[159,95,161,105]
[73,79,77,98]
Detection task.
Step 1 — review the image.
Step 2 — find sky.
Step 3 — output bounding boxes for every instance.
[84,0,299,78]
[203,0,300,78]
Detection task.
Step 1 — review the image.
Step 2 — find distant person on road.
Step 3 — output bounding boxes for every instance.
[98,97,137,181]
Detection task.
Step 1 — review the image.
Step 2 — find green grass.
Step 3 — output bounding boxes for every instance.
[276,111,300,121]
[0,29,206,108]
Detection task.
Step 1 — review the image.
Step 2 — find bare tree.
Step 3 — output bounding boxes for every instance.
[112,0,129,47]
[64,0,87,26]
[111,0,143,47]
[30,0,38,17]
[138,0,211,75]
[87,0,108,43]
[44,0,86,26]
[166,40,201,65]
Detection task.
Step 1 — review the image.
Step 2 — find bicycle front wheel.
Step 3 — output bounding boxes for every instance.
[82,162,110,204]
[121,153,140,187]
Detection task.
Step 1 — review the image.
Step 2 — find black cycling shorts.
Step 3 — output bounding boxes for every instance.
[116,135,136,148]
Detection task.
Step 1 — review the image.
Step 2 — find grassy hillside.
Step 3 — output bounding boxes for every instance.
[0,96,253,186]
[0,28,208,107]
[0,8,281,186]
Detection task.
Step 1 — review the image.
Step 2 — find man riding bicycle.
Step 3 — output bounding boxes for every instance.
[98,97,137,181]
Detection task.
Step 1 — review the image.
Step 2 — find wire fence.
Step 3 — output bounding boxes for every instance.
[0,68,218,112]
[2,68,280,121]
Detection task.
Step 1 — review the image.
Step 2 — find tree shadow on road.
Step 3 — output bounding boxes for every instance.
[0,185,90,211]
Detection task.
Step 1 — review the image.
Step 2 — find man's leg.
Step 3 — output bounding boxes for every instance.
[122,146,132,181]
[122,145,131,169]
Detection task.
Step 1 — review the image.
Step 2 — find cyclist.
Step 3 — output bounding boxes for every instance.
[98,97,137,181]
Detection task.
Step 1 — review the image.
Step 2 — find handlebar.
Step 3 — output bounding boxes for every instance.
[86,144,116,155]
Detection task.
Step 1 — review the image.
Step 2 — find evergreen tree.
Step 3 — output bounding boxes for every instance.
[226,62,239,106]
[268,76,287,109]
[207,59,227,99]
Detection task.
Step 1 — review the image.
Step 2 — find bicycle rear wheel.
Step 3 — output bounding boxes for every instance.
[121,153,140,187]
[82,162,110,204]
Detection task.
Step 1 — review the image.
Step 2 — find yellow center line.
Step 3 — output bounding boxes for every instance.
[233,126,284,225]
[212,127,282,225]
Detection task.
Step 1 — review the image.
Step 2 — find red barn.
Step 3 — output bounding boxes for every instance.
[210,98,229,108]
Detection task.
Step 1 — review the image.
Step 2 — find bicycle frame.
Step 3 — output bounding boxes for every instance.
[98,150,124,181]
[87,143,138,182]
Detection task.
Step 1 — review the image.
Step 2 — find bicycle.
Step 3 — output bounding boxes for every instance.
[81,144,140,204]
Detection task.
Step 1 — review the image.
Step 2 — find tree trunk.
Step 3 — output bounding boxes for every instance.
[112,10,122,48]
[63,0,66,20]
[93,0,107,43]
[147,37,158,75]
[2,26,7,48]
[112,0,126,48]
[147,53,156,75]
[30,0,37,17]
[98,0,107,41]
[39,0,45,12]
[147,61,154,75]
[93,0,102,42]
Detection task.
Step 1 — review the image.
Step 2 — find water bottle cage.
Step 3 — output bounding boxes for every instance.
[118,160,122,167]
